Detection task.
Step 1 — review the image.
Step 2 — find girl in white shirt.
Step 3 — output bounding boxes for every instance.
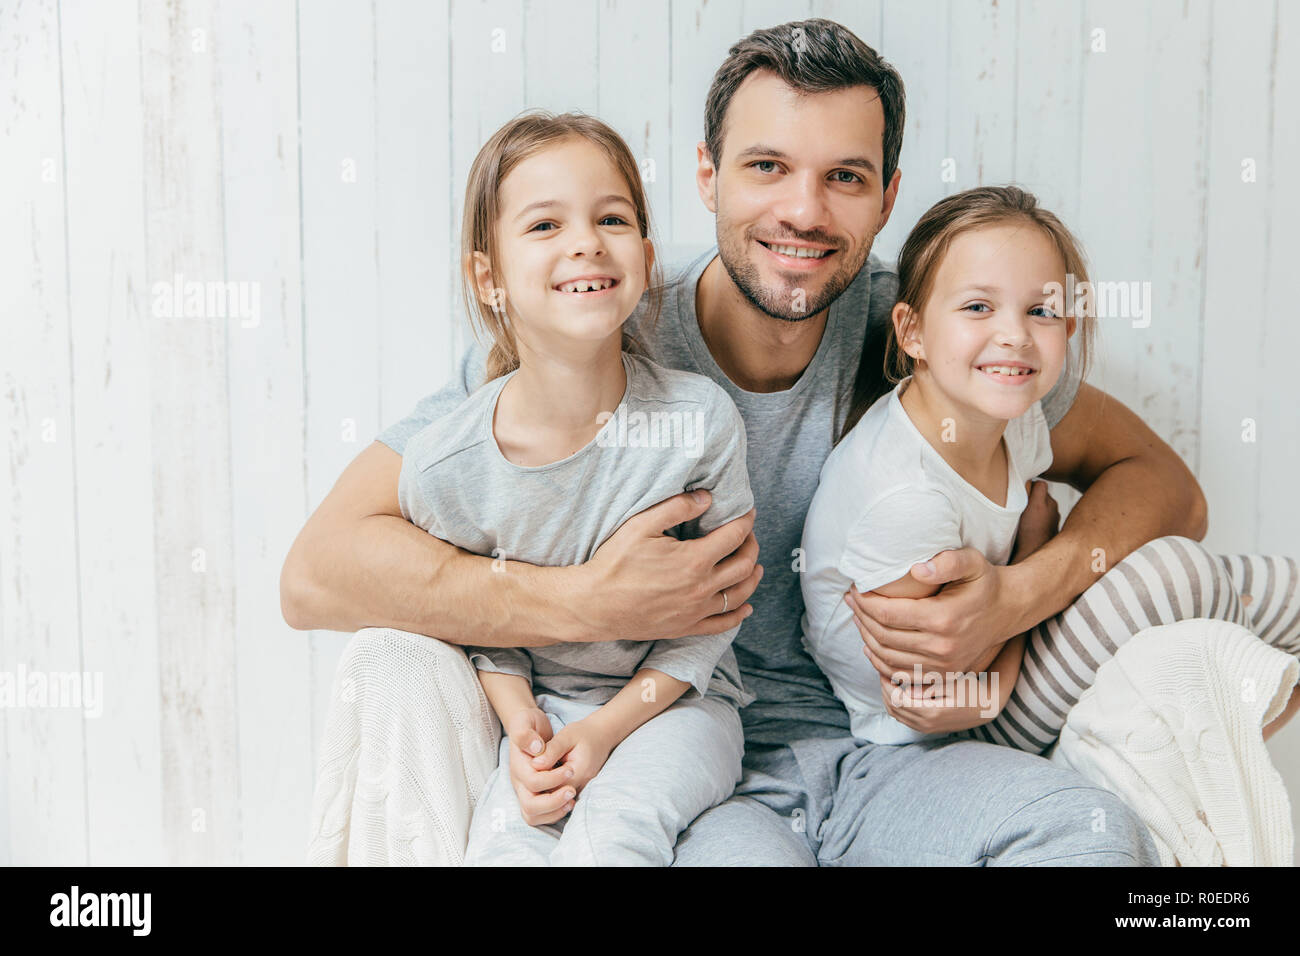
[801,185,1300,750]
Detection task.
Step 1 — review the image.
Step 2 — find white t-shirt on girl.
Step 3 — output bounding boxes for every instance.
[799,377,1054,745]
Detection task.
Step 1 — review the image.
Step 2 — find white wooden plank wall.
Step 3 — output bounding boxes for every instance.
[2,0,1296,865]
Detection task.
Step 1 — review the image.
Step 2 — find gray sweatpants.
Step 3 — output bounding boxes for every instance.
[464,692,744,866]
[672,732,1161,866]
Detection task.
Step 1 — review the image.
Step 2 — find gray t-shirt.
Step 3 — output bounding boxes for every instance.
[396,349,755,708]
[379,248,1081,746]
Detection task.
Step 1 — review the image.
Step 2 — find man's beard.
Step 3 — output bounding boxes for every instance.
[715,214,868,323]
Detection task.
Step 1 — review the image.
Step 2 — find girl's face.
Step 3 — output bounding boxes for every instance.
[479,137,653,354]
[897,222,1076,422]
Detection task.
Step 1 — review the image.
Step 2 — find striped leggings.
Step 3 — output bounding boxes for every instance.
[958,537,1300,754]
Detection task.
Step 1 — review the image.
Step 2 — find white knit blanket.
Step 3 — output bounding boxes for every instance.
[1049,618,1297,866]
[306,628,499,866]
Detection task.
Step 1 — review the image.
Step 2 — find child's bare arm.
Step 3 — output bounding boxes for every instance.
[478,671,579,827]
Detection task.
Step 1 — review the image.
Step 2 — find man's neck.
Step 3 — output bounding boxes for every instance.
[694,255,830,393]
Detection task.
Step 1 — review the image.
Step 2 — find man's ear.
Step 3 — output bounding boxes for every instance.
[878,168,902,234]
[892,301,923,361]
[695,141,718,214]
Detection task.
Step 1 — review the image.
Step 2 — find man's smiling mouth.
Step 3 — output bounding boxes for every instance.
[757,239,834,260]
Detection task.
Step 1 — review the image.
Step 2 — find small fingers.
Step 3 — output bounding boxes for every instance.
[513,760,574,794]
[517,784,577,825]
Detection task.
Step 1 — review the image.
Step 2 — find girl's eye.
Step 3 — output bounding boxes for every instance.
[963,302,991,313]
[831,170,861,184]
[753,160,779,174]
[528,221,557,233]
[1030,305,1059,319]
[598,215,629,226]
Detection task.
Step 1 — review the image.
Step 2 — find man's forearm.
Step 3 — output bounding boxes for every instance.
[1006,453,1207,635]
[281,512,592,645]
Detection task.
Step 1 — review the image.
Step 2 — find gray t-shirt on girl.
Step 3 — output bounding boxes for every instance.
[379,248,1082,746]
[396,349,755,707]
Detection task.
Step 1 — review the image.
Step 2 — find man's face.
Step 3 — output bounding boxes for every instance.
[697,69,900,322]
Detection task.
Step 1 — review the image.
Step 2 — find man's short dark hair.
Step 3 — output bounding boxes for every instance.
[704,18,906,190]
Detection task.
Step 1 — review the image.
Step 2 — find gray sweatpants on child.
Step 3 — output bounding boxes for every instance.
[463,692,743,866]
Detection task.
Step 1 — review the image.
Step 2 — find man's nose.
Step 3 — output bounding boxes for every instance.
[771,170,832,233]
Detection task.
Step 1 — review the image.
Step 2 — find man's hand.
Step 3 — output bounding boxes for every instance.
[880,634,1025,735]
[530,716,618,799]
[575,491,762,643]
[847,481,1062,677]
[845,549,1026,675]
[504,708,577,827]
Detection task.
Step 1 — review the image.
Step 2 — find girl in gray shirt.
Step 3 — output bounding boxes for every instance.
[397,112,753,865]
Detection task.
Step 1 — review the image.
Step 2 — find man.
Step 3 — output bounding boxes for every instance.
[283,19,1205,864]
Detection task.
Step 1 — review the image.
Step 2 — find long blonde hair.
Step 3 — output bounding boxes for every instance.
[840,185,1096,443]
[460,110,663,383]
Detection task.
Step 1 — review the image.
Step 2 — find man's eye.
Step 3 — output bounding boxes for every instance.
[753,160,778,174]
[529,221,557,233]
[963,302,991,313]
[831,170,861,184]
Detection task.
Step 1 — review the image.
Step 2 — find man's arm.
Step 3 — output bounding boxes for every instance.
[1013,382,1208,625]
[278,441,762,644]
[846,384,1207,674]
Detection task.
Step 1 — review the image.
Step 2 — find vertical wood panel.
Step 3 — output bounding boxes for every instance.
[376,0,454,418]
[298,0,383,766]
[523,0,598,114]
[873,0,949,261]
[1197,0,1275,552]
[670,0,743,245]
[948,0,1018,187]
[61,0,165,865]
[0,0,89,865]
[1014,0,1083,224]
[1077,3,1154,427]
[217,0,312,865]
[1140,1,1211,465]
[742,0,811,34]
[449,0,525,365]
[1258,2,1299,553]
[814,0,882,47]
[598,0,673,259]
[138,0,241,865]
[1257,0,1300,860]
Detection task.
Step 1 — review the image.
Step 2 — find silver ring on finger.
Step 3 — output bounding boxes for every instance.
[721,589,730,614]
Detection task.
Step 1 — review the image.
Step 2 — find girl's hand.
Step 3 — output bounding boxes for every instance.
[879,669,1004,736]
[530,716,618,797]
[1011,479,1059,563]
[503,708,577,827]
